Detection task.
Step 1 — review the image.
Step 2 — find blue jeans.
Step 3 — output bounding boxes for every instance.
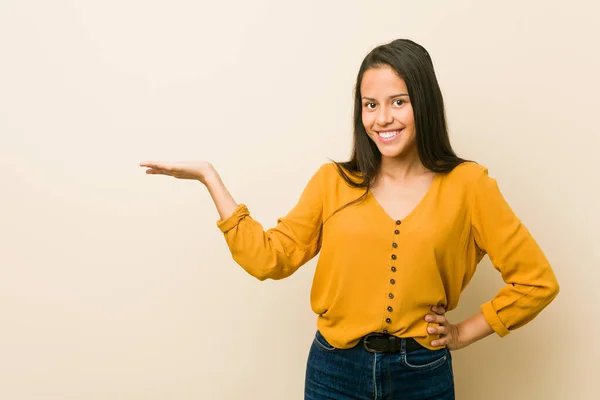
[305,330,454,400]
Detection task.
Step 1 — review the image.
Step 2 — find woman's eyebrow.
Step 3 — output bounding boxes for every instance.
[361,93,409,101]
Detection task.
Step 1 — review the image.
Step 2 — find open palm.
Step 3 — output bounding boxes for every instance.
[140,161,214,182]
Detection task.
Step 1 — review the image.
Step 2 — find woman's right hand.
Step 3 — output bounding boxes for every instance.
[141,160,238,221]
[140,161,217,185]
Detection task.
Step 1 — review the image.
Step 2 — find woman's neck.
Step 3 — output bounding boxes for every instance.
[378,152,430,183]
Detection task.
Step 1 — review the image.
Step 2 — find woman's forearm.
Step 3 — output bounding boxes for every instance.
[457,312,495,347]
[203,168,239,221]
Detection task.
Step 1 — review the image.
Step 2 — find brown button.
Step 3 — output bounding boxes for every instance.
[386,318,392,323]
[391,254,397,260]
[390,279,396,285]
[382,329,388,333]
[388,293,394,299]
[392,243,398,248]
[391,266,397,272]
[396,220,401,225]
[394,230,400,234]
[387,306,393,312]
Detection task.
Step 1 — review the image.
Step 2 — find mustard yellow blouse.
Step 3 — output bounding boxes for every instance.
[216,162,560,350]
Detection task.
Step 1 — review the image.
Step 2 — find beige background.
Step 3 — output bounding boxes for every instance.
[1,0,598,399]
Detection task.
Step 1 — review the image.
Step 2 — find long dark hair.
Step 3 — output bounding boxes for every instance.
[333,39,467,193]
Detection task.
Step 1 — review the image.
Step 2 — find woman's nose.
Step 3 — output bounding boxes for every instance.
[377,107,393,125]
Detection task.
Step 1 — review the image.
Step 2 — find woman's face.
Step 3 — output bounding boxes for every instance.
[360,65,417,160]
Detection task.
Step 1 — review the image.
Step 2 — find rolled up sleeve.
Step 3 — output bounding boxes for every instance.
[471,168,560,337]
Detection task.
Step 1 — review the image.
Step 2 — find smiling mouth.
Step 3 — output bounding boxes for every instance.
[376,129,403,142]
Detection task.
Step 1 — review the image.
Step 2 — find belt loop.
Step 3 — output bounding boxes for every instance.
[400,338,407,353]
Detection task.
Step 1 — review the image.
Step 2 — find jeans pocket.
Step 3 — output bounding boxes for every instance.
[402,347,448,371]
[313,330,337,352]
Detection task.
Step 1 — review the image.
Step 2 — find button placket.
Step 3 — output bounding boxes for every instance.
[384,220,402,331]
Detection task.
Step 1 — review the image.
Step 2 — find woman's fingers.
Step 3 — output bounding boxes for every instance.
[426,305,459,349]
[429,322,452,347]
[140,160,214,181]
[427,325,447,335]
[140,161,174,170]
[430,337,448,347]
[431,305,446,315]
[140,161,161,168]
[140,161,180,176]
[144,167,167,175]
[425,313,446,325]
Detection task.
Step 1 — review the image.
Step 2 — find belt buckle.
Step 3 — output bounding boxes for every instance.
[363,333,385,353]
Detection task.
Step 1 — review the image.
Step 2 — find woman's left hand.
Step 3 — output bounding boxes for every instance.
[425,306,464,350]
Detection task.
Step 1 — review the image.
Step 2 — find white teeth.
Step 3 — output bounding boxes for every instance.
[379,130,400,139]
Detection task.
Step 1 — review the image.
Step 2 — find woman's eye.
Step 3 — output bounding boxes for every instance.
[393,99,405,106]
[365,102,376,109]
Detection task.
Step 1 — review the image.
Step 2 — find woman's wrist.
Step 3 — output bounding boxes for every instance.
[198,163,218,184]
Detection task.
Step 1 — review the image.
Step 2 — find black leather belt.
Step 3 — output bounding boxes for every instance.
[361,333,423,353]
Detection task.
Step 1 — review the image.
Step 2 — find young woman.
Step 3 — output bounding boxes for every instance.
[140,39,559,400]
